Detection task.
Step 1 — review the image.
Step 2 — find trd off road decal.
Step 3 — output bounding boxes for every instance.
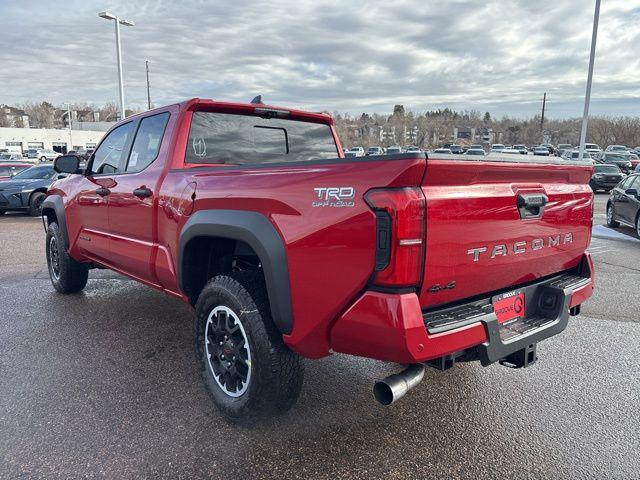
[312,187,355,208]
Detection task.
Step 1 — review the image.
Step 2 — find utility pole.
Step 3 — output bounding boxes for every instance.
[579,0,601,161]
[64,102,73,153]
[540,92,546,131]
[145,60,151,110]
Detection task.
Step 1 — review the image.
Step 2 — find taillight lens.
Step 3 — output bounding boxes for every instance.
[364,187,426,288]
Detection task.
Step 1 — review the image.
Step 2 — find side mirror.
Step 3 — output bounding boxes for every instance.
[53,154,80,174]
[625,188,638,197]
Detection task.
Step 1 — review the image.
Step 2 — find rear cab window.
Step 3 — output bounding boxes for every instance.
[185,112,338,165]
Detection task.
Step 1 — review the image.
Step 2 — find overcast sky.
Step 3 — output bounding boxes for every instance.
[1,0,639,118]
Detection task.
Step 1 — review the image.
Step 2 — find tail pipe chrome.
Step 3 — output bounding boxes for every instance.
[373,364,425,406]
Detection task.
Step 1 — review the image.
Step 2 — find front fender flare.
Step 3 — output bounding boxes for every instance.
[179,210,293,335]
[41,195,69,247]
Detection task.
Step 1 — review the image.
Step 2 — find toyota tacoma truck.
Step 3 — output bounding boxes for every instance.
[43,98,595,422]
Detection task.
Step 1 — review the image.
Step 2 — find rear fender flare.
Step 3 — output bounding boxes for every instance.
[179,210,293,335]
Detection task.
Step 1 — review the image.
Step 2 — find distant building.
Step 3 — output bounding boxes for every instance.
[0,126,108,154]
[0,105,29,128]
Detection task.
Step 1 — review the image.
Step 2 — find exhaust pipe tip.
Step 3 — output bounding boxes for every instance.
[373,381,395,406]
[373,364,425,406]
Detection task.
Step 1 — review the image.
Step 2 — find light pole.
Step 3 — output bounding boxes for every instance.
[64,102,72,152]
[98,11,135,121]
[578,0,601,160]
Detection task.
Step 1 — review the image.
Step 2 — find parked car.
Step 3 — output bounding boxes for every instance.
[605,145,630,153]
[449,145,464,154]
[540,143,555,155]
[432,148,453,154]
[584,143,602,156]
[590,164,625,193]
[513,144,528,155]
[533,146,551,156]
[366,147,385,156]
[404,146,421,153]
[0,152,26,161]
[464,148,485,156]
[0,161,32,180]
[501,148,524,155]
[25,148,59,162]
[595,152,633,174]
[556,144,573,157]
[385,146,403,154]
[0,165,60,216]
[43,98,594,422]
[626,153,640,170]
[468,144,484,150]
[607,173,640,236]
[490,144,506,153]
[560,150,593,162]
[348,147,365,157]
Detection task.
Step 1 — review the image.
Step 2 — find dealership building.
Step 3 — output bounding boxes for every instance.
[0,125,110,154]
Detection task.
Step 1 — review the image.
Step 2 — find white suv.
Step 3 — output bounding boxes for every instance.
[25,149,59,161]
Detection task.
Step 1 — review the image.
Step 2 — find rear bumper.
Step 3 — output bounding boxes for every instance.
[330,253,594,365]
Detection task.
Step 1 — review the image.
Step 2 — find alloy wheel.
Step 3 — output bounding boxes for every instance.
[49,236,60,280]
[205,305,252,397]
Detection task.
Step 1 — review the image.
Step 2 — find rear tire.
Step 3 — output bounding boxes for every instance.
[0,209,5,216]
[28,192,46,216]
[636,214,640,238]
[194,273,304,424]
[607,203,620,228]
[46,222,89,293]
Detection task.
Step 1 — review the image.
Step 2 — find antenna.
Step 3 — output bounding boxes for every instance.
[250,95,262,104]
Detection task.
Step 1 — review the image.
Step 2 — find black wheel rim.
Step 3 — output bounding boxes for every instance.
[34,195,44,214]
[205,306,252,397]
[49,236,60,280]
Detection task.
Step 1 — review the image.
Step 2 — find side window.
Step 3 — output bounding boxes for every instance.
[628,176,640,190]
[620,176,635,189]
[126,112,170,173]
[90,122,134,175]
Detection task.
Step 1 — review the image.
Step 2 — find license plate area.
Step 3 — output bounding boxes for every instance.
[492,290,525,324]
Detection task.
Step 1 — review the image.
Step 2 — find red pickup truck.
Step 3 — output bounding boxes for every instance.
[43,98,594,422]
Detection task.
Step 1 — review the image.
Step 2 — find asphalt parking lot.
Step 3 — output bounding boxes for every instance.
[1,193,639,479]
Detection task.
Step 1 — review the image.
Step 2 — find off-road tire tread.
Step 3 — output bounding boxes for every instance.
[194,272,303,424]
[46,222,89,293]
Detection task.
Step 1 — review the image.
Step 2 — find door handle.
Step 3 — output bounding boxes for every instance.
[517,193,548,219]
[133,187,152,199]
[95,187,110,197]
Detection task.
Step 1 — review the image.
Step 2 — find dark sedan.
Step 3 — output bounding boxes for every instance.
[0,165,60,216]
[607,173,640,237]
[590,164,625,192]
[595,152,633,174]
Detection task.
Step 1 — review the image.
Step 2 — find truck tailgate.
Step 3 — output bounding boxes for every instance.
[419,158,593,309]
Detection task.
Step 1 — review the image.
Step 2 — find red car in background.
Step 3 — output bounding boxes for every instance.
[0,162,32,180]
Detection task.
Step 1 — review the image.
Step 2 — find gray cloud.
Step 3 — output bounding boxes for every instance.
[0,0,638,118]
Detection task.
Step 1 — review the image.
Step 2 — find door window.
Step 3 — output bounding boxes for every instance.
[90,122,134,175]
[620,176,635,190]
[125,112,170,173]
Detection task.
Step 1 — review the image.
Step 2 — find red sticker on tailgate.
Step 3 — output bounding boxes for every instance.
[492,291,525,324]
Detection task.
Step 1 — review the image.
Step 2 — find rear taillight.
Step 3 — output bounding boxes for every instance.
[364,187,426,288]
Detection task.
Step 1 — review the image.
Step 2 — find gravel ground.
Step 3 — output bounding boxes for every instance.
[0,192,638,479]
